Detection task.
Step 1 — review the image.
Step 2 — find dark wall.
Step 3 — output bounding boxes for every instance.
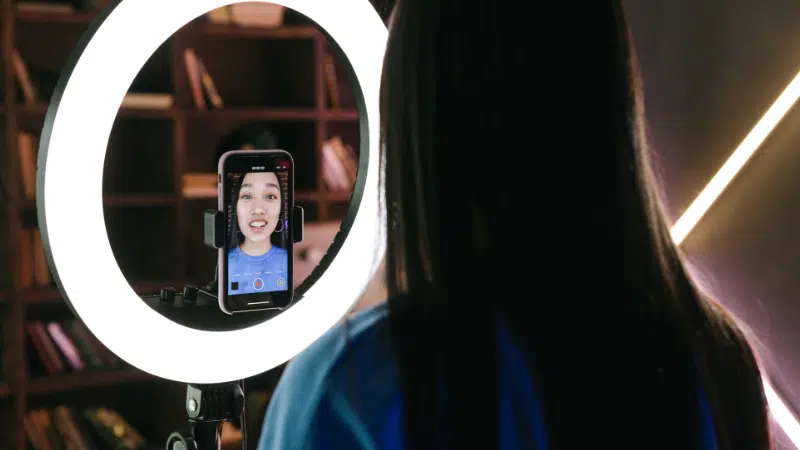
[625,2,800,447]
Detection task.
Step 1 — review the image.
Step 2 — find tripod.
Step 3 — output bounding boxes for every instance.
[165,381,248,450]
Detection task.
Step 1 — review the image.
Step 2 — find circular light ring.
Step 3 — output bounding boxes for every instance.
[38,0,387,383]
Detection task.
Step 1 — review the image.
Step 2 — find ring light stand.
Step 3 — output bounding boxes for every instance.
[165,382,246,450]
[149,207,303,450]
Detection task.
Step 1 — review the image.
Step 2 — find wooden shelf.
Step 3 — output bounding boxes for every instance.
[326,191,354,203]
[20,103,178,119]
[296,190,322,202]
[14,10,316,41]
[185,189,323,202]
[14,10,98,25]
[21,194,176,209]
[321,109,359,121]
[19,104,357,122]
[116,107,178,119]
[20,282,174,304]
[27,368,152,395]
[182,23,318,40]
[185,108,318,121]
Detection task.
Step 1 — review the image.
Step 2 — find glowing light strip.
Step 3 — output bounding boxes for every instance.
[669,68,800,448]
[671,68,800,245]
[765,379,800,448]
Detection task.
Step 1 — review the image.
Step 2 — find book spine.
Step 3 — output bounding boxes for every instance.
[46,322,85,371]
[26,322,64,374]
[63,320,104,368]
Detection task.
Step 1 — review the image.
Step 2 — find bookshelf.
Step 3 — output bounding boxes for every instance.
[0,1,360,450]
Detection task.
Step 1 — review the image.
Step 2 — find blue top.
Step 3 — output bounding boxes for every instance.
[258,303,718,449]
[227,246,289,295]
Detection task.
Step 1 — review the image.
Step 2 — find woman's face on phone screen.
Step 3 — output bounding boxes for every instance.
[236,172,282,244]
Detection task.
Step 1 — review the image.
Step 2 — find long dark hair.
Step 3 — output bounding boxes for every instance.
[228,172,288,251]
[379,1,771,449]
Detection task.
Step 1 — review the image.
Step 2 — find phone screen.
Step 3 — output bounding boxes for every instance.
[220,152,293,311]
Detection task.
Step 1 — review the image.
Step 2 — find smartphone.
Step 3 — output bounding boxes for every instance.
[218,150,294,314]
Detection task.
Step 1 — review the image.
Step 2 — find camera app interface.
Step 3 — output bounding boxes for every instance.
[226,164,290,295]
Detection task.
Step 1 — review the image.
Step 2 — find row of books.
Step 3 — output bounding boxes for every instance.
[26,319,123,377]
[26,406,148,450]
[182,44,346,111]
[18,228,52,290]
[13,35,345,112]
[181,135,358,198]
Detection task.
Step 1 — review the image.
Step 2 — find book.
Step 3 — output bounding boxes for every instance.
[228,3,285,29]
[85,407,146,449]
[183,49,206,110]
[320,136,358,193]
[25,407,149,450]
[18,228,34,288]
[182,48,224,109]
[26,319,124,377]
[28,410,63,450]
[63,319,104,368]
[32,228,52,287]
[122,93,173,110]
[26,321,65,375]
[206,6,232,24]
[328,136,358,183]
[52,406,96,450]
[182,172,218,198]
[16,227,52,289]
[196,57,224,109]
[322,50,355,109]
[323,52,340,109]
[46,322,85,371]
[18,132,37,200]
[11,49,38,105]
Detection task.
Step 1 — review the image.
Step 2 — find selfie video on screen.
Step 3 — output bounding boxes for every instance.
[226,170,290,294]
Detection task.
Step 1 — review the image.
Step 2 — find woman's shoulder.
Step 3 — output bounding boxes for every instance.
[258,302,398,449]
[286,302,390,377]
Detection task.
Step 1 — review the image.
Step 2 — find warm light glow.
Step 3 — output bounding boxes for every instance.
[670,69,800,447]
[671,68,800,246]
[765,379,800,449]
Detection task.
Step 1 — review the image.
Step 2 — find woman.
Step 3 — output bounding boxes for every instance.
[227,171,289,294]
[258,1,771,449]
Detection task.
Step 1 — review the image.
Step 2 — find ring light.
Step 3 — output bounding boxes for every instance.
[37,0,387,384]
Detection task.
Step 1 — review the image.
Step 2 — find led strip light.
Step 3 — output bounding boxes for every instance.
[670,67,800,448]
